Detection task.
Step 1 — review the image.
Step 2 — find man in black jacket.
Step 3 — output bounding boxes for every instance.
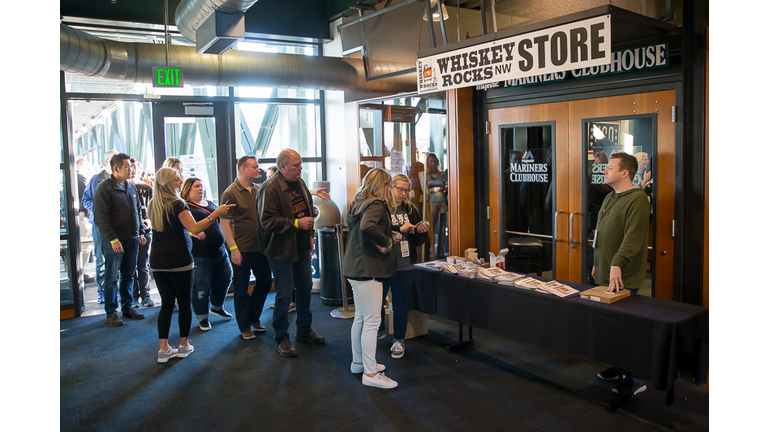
[93,153,147,326]
[257,149,325,357]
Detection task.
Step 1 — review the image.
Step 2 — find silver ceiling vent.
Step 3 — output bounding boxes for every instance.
[196,10,244,54]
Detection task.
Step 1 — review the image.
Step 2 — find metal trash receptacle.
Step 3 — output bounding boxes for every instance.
[318,226,353,306]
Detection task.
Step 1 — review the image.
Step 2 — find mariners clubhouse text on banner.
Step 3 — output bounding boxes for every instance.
[417,15,612,94]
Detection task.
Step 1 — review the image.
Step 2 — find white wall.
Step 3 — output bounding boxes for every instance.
[324,17,352,222]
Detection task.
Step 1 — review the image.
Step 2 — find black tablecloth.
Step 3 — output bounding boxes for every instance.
[411,268,709,393]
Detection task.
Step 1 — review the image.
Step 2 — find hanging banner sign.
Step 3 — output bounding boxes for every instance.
[417,15,611,94]
[476,43,669,90]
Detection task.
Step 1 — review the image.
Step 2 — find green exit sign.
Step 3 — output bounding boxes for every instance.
[153,67,184,88]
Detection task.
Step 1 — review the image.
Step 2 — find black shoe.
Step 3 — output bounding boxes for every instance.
[296,331,325,345]
[210,307,233,319]
[198,319,211,331]
[597,366,621,381]
[612,378,647,398]
[276,339,298,357]
[84,274,96,283]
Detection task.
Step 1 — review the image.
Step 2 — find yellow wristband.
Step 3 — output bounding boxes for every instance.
[110,239,119,244]
[294,219,299,229]
[229,245,238,251]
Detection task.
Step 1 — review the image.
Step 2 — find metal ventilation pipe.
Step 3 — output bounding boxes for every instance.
[174,0,258,45]
[59,23,416,93]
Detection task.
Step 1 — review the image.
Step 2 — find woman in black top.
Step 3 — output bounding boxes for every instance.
[181,177,233,332]
[147,168,233,364]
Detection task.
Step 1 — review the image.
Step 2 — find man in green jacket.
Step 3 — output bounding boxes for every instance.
[591,151,651,398]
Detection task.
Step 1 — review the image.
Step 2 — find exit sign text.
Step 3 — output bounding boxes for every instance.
[153,67,184,88]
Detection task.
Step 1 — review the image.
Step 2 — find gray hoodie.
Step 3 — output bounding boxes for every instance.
[342,198,396,279]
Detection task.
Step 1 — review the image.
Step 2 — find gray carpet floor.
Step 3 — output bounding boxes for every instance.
[60,292,708,431]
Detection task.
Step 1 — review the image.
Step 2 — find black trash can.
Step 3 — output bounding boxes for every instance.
[318,226,353,306]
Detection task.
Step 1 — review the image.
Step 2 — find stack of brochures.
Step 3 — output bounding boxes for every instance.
[458,267,478,279]
[415,260,447,271]
[542,280,580,297]
[513,276,550,292]
[476,267,526,285]
[441,264,461,274]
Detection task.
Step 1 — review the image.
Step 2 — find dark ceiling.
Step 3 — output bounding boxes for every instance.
[60,0,394,42]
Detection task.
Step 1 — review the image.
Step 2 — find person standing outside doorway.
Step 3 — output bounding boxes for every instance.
[257,149,325,357]
[92,153,147,326]
[82,149,118,303]
[220,156,273,340]
[591,151,651,398]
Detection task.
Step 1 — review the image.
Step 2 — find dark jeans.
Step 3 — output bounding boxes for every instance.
[101,237,139,315]
[381,269,414,341]
[268,249,313,344]
[192,248,233,317]
[133,232,152,301]
[153,270,193,339]
[92,224,106,294]
[231,251,272,333]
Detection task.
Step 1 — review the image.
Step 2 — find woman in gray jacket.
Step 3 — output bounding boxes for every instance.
[342,168,398,389]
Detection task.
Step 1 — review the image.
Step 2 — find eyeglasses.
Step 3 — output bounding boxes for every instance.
[393,186,408,193]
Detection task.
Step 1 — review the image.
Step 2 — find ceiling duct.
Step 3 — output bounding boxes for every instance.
[174,0,258,55]
[196,11,245,54]
[59,23,416,94]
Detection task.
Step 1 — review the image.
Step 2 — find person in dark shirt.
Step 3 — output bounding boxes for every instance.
[129,157,155,307]
[181,177,233,332]
[147,167,234,363]
[92,153,146,326]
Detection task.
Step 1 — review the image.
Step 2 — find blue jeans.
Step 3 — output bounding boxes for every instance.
[382,270,414,341]
[192,248,233,318]
[101,237,139,315]
[268,249,313,344]
[231,251,272,333]
[133,232,151,300]
[92,224,106,294]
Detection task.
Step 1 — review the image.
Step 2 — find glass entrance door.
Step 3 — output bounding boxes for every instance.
[152,102,230,204]
[489,90,676,298]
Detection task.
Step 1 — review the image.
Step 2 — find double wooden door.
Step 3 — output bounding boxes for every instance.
[489,91,675,299]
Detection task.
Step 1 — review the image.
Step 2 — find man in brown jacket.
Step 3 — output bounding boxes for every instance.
[257,149,325,357]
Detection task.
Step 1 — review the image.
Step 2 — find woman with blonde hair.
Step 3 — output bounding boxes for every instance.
[148,167,234,363]
[163,157,184,180]
[379,174,429,359]
[342,168,398,389]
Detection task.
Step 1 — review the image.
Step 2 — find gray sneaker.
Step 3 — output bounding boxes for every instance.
[157,346,178,364]
[391,340,405,359]
[177,343,195,358]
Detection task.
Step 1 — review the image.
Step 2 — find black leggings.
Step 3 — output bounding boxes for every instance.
[154,270,193,339]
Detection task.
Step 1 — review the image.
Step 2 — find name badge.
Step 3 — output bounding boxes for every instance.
[401,240,410,258]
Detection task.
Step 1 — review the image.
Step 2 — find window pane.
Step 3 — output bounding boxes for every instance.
[358,93,448,259]
[235,103,320,160]
[69,100,155,171]
[500,125,554,277]
[164,117,220,204]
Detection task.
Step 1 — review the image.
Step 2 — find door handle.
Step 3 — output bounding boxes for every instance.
[569,212,580,247]
[554,210,565,242]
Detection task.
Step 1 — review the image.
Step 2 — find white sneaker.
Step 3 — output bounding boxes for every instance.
[157,346,178,364]
[362,372,398,389]
[177,343,195,358]
[350,362,386,374]
[391,340,405,359]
